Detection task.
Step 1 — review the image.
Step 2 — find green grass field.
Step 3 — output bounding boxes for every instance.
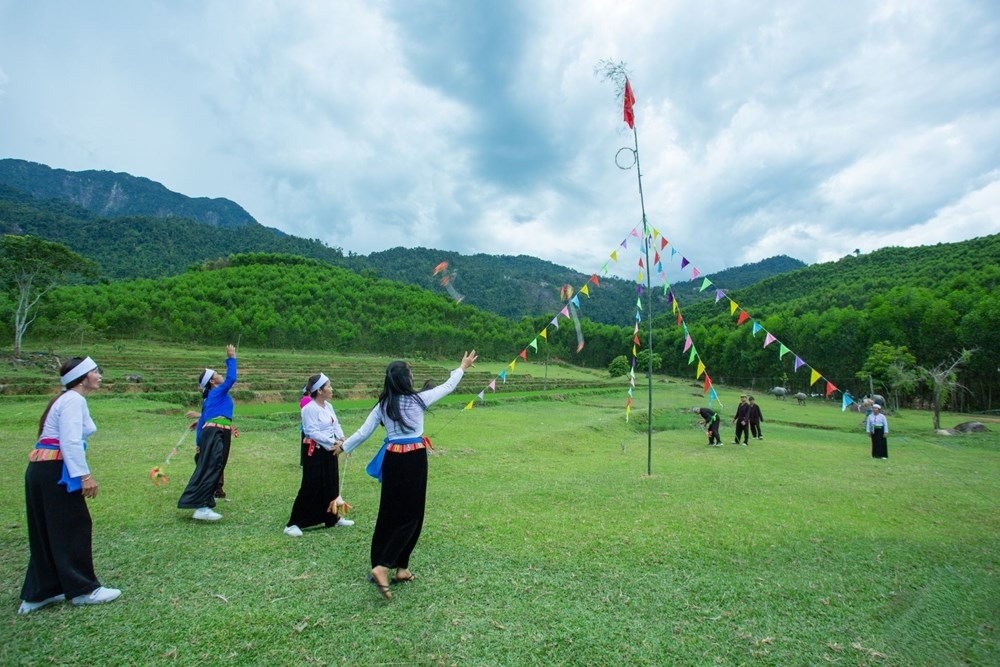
[2,345,998,666]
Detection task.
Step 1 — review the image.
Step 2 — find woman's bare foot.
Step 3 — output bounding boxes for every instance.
[368,566,392,600]
[394,568,417,583]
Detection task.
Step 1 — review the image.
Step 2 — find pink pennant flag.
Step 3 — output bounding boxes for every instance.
[691,267,700,279]
[684,335,692,352]
[560,306,570,318]
[488,380,496,392]
[763,333,776,347]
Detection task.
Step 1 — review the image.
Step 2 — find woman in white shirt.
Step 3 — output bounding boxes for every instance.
[19,356,121,614]
[866,404,889,459]
[284,373,354,537]
[339,350,477,600]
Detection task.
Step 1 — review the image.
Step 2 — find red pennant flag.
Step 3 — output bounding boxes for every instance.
[736,310,750,326]
[590,274,600,286]
[519,349,528,361]
[623,79,636,128]
[825,381,836,397]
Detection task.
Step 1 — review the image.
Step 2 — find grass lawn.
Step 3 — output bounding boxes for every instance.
[1,347,998,666]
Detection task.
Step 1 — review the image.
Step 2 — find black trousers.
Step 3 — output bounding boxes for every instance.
[707,419,721,444]
[750,421,762,438]
[734,420,749,443]
[371,448,427,570]
[21,461,101,602]
[287,442,340,529]
[178,427,231,509]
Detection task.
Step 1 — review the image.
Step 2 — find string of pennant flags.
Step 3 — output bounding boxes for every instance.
[461,273,603,411]
[458,217,856,416]
[457,75,855,419]
[621,224,857,412]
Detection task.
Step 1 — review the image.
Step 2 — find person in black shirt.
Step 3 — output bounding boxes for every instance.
[693,407,722,446]
[733,394,751,445]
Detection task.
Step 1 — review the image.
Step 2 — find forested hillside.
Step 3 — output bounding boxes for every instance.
[0,184,347,278]
[0,168,800,324]
[654,235,1000,411]
[667,255,806,303]
[10,253,630,367]
[0,159,257,228]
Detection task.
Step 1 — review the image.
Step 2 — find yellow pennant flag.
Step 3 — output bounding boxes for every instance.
[810,369,821,386]
[696,360,705,379]
[730,300,738,315]
[508,359,517,371]
[464,400,474,410]
[610,250,618,262]
[580,285,590,297]
[539,329,548,340]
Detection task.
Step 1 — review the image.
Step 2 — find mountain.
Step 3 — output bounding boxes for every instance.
[0,158,256,228]
[0,159,805,324]
[668,255,806,303]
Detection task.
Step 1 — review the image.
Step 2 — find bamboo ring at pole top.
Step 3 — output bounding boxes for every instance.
[616,146,637,170]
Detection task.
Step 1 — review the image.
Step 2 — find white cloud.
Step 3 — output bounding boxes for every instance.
[0,0,997,278]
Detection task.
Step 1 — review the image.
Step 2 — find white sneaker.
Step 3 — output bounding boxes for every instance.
[17,594,65,614]
[283,525,303,537]
[71,586,121,606]
[193,507,222,521]
[336,518,354,527]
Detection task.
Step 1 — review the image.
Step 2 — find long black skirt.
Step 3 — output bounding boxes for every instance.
[870,427,888,459]
[21,461,101,601]
[371,448,427,570]
[287,444,340,529]
[178,427,231,509]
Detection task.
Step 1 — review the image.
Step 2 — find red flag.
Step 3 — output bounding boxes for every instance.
[623,79,636,128]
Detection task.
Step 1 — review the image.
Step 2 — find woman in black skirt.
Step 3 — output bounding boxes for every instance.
[340,350,477,600]
[866,403,889,459]
[284,373,353,536]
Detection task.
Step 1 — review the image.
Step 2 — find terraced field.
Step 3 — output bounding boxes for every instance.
[1,342,621,406]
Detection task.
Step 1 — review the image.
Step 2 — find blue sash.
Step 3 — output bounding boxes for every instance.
[34,441,88,493]
[366,436,423,484]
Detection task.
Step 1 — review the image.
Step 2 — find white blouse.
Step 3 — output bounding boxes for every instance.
[40,390,96,478]
[301,399,345,450]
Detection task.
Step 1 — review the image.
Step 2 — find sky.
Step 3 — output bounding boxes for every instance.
[1,0,998,279]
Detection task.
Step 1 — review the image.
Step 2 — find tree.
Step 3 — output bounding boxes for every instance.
[608,355,630,378]
[0,235,98,356]
[856,341,916,400]
[917,350,973,431]
[636,349,663,376]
